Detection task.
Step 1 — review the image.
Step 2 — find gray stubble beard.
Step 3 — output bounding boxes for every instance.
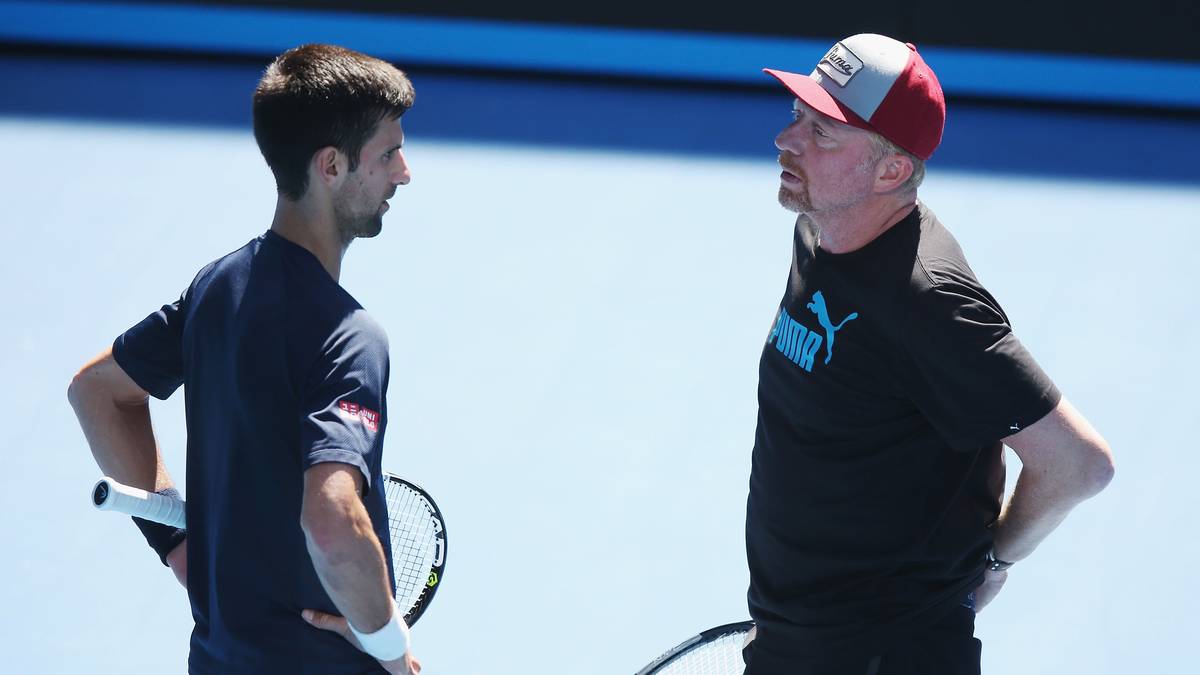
[778,185,812,214]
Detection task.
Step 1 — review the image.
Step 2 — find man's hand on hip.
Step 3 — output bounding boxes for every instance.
[974,568,1008,612]
[165,539,187,589]
[302,609,421,675]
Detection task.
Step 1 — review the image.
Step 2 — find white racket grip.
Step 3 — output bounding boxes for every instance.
[92,477,187,529]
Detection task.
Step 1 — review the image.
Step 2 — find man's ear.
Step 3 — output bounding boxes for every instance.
[311,146,346,190]
[875,153,914,193]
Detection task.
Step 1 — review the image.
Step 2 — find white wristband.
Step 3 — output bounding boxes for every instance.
[349,608,411,662]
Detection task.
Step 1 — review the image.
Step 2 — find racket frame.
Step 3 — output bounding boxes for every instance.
[382,472,447,626]
[635,621,755,675]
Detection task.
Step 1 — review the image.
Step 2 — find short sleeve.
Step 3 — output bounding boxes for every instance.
[111,292,188,400]
[299,313,390,488]
[898,273,1061,450]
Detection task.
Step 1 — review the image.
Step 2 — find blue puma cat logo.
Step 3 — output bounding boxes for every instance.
[805,291,858,365]
[767,291,859,372]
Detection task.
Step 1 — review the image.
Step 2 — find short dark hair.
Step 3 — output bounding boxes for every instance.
[253,44,415,200]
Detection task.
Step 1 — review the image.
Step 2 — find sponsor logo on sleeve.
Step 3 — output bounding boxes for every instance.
[338,400,381,432]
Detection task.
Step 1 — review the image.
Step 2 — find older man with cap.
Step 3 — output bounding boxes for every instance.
[741,34,1115,674]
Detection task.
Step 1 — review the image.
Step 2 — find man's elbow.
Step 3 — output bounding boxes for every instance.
[301,505,344,557]
[67,361,100,410]
[301,463,371,559]
[67,374,81,409]
[300,499,370,562]
[68,350,148,411]
[1077,438,1115,499]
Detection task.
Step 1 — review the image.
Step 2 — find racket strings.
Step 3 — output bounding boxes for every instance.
[383,480,439,616]
[655,630,749,675]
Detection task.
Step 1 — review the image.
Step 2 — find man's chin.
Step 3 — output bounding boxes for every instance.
[358,213,385,238]
[359,221,383,239]
[337,217,384,243]
[777,187,808,214]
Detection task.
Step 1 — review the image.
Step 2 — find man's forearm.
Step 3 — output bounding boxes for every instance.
[68,359,171,491]
[304,502,396,632]
[991,471,1084,563]
[70,354,186,569]
[993,398,1115,564]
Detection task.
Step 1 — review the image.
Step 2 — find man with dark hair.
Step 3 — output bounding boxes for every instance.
[742,34,1115,674]
[68,44,420,674]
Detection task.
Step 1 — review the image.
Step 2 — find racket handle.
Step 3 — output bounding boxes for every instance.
[92,477,186,529]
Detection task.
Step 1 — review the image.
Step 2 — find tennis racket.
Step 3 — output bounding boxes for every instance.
[92,471,448,625]
[636,621,754,675]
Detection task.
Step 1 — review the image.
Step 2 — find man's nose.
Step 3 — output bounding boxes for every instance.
[392,151,411,186]
[775,124,805,155]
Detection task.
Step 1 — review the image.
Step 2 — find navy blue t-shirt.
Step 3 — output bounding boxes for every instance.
[113,230,393,674]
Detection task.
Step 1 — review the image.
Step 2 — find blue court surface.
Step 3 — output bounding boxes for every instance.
[0,50,1197,675]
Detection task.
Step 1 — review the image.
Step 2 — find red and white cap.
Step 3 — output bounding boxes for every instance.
[765,34,946,160]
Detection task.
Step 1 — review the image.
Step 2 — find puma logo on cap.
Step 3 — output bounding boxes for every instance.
[817,43,864,87]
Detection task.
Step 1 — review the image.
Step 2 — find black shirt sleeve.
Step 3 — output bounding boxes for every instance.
[111,291,188,400]
[298,313,389,489]
[897,266,1061,450]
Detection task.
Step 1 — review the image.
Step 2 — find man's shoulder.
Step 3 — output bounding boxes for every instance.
[331,307,389,348]
[838,204,961,308]
[893,204,1012,333]
[296,287,388,368]
[860,203,999,333]
[193,233,387,345]
[908,203,983,295]
[248,233,385,342]
[185,233,268,297]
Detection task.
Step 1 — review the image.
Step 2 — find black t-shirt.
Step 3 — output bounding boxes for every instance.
[745,203,1060,657]
[113,230,393,674]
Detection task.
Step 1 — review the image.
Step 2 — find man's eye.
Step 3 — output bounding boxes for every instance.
[814,126,829,138]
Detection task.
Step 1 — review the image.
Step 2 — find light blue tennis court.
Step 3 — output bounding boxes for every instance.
[0,7,1197,673]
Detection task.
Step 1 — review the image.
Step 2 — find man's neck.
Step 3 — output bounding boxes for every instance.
[809,195,918,255]
[269,198,349,282]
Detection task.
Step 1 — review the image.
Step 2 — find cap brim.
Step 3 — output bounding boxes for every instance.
[763,68,872,131]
